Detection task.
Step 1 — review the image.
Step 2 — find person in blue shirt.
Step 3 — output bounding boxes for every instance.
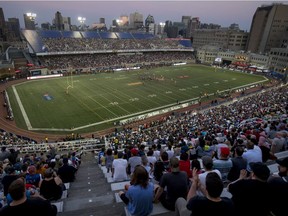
[119,165,154,216]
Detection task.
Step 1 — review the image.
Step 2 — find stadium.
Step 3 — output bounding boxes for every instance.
[1,30,272,144]
[0,13,287,216]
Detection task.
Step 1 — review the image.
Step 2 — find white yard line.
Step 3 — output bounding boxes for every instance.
[12,86,32,129]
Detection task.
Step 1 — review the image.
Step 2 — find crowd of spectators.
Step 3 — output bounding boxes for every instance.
[93,80,288,215]
[41,38,189,53]
[39,51,194,70]
[0,145,80,213]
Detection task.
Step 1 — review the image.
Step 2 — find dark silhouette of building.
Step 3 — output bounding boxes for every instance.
[246,3,288,54]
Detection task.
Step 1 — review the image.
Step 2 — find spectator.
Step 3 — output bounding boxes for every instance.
[242,140,262,173]
[39,168,63,201]
[175,169,235,216]
[179,152,191,178]
[197,156,221,196]
[213,147,233,182]
[128,148,142,176]
[227,146,247,182]
[1,166,19,197]
[227,162,271,216]
[153,151,169,182]
[0,177,57,216]
[57,157,77,183]
[267,157,288,216]
[105,148,114,173]
[112,151,128,182]
[118,165,154,216]
[25,165,41,188]
[154,157,189,211]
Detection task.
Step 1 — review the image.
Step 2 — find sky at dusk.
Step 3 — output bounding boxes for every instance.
[0,1,284,31]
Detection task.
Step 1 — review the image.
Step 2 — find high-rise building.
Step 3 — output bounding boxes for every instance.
[246,3,288,54]
[145,15,155,32]
[54,11,64,30]
[24,13,36,30]
[63,17,71,31]
[6,18,20,40]
[181,16,191,27]
[0,7,6,41]
[129,12,143,29]
[99,18,105,24]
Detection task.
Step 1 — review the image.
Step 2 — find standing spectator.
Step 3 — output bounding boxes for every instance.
[105,148,114,173]
[112,151,128,182]
[154,157,189,211]
[57,157,77,183]
[227,162,271,216]
[118,165,154,216]
[0,177,57,216]
[175,169,235,216]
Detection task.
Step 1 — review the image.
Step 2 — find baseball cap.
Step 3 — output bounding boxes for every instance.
[131,148,138,156]
[220,147,230,157]
[250,162,270,181]
[276,157,288,168]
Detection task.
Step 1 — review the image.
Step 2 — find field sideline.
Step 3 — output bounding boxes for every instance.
[6,64,268,134]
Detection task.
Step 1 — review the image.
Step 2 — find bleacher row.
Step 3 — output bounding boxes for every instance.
[0,138,105,155]
[95,149,288,216]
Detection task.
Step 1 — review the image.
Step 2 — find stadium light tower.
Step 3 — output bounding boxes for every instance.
[78,16,86,30]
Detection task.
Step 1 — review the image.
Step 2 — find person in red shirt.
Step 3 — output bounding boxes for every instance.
[179,152,191,178]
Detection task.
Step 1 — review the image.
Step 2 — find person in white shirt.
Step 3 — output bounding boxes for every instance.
[112,151,128,182]
[242,140,262,172]
[197,156,221,196]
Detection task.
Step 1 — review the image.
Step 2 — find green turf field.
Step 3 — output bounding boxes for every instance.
[7,64,267,133]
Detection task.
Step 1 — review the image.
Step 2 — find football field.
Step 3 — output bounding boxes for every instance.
[7,64,268,133]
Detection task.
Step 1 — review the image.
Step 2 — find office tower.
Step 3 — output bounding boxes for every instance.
[246,3,288,54]
[0,7,6,41]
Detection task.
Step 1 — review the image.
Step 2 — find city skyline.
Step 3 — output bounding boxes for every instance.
[0,1,283,31]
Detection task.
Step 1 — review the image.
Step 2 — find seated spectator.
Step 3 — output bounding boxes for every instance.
[153,151,170,182]
[128,148,142,176]
[118,165,154,216]
[197,156,221,196]
[112,151,128,182]
[0,177,57,216]
[39,168,63,201]
[25,165,42,188]
[213,147,233,182]
[227,146,247,182]
[242,140,262,173]
[267,157,288,216]
[175,169,235,216]
[1,166,20,197]
[227,162,271,216]
[154,157,189,211]
[57,157,77,183]
[179,152,191,178]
